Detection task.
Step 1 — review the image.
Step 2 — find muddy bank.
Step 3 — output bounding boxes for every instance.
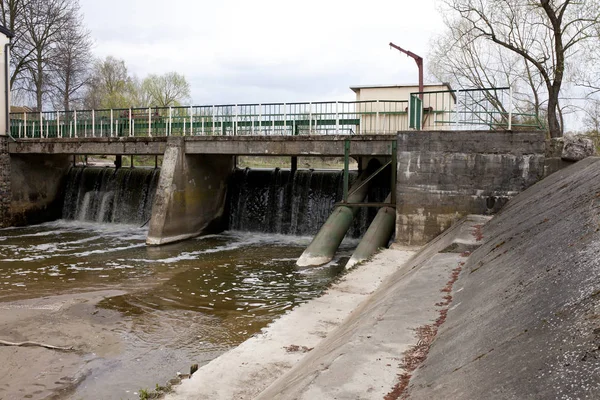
[0,290,125,400]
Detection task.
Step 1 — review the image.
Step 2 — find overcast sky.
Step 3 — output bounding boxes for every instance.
[79,0,444,105]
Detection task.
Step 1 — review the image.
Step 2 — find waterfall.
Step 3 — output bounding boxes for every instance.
[62,167,160,225]
[228,168,387,237]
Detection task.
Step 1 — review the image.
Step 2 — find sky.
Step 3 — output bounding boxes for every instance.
[79,0,444,106]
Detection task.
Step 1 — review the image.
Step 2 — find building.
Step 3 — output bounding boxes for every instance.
[350,83,456,132]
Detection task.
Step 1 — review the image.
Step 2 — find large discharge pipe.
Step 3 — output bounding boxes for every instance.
[296,169,372,267]
[345,194,395,270]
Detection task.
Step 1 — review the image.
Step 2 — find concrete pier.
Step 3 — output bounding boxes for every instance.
[146,137,234,245]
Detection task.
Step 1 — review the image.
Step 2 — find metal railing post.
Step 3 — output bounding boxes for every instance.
[508,87,513,130]
[455,90,460,130]
[309,102,312,135]
[92,109,95,137]
[376,100,380,134]
[23,112,27,138]
[212,105,216,135]
[283,103,287,135]
[129,107,133,137]
[74,110,78,137]
[234,104,238,136]
[57,112,61,138]
[110,109,114,137]
[148,107,152,137]
[335,101,339,135]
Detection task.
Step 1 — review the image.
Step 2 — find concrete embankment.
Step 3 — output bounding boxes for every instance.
[167,214,489,399]
[406,156,600,399]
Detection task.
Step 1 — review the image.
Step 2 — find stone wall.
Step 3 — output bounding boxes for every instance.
[10,153,71,225]
[0,136,11,227]
[396,131,545,245]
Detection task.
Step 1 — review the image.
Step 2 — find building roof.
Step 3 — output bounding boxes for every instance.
[0,25,14,39]
[349,83,453,93]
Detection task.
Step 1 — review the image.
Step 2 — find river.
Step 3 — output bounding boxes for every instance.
[0,220,353,399]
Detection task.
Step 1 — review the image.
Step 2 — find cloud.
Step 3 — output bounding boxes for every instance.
[80,0,443,105]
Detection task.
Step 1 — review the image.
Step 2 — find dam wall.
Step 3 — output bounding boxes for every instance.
[147,137,234,245]
[395,131,546,245]
[3,142,71,226]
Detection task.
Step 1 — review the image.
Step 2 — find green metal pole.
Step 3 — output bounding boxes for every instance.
[391,140,397,205]
[343,139,350,203]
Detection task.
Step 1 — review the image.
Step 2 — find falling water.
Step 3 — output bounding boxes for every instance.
[62,166,160,225]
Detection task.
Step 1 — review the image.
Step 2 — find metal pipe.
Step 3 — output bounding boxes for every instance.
[296,168,374,267]
[389,42,424,100]
[345,194,395,269]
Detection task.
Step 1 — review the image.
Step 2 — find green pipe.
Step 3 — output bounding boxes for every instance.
[345,195,395,270]
[296,169,372,267]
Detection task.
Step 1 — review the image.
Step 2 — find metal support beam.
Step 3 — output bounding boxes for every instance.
[343,139,350,202]
[391,140,397,205]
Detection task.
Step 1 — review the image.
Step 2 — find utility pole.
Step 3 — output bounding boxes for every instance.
[389,42,423,100]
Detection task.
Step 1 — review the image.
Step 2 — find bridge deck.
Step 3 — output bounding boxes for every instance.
[7,135,397,157]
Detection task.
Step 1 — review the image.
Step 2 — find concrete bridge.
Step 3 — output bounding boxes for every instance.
[0,93,555,264]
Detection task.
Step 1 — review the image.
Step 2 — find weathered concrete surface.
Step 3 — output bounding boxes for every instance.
[146,137,234,245]
[166,247,420,400]
[396,131,545,245]
[9,153,71,225]
[255,215,489,400]
[407,157,600,399]
[8,135,396,157]
[0,136,11,226]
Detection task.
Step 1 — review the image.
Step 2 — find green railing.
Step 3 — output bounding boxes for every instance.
[9,100,410,138]
[409,87,543,130]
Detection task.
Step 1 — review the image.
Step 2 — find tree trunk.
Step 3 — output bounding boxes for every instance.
[546,90,562,138]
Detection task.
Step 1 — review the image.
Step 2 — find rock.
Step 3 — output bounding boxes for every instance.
[561,135,595,161]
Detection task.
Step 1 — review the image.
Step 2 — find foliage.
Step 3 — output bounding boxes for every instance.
[140,72,191,107]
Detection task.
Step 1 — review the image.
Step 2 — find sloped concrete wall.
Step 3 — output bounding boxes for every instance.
[147,137,234,245]
[396,131,545,245]
[407,157,600,399]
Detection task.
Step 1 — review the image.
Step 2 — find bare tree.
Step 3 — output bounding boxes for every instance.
[1,0,31,88]
[48,3,91,111]
[141,72,191,107]
[437,0,600,138]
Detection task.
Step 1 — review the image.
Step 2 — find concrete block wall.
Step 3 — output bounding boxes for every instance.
[396,131,546,245]
[0,136,11,227]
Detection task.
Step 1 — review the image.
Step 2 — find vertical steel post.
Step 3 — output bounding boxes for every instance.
[343,139,350,203]
[391,140,397,205]
[148,107,152,137]
[234,104,238,136]
[128,107,132,137]
[110,109,114,137]
[57,111,60,138]
[455,90,459,129]
[212,106,215,135]
[92,109,95,137]
[335,101,339,135]
[169,107,172,136]
[189,106,193,135]
[74,110,77,137]
[258,104,262,135]
[23,112,26,138]
[376,100,380,134]
[508,87,513,130]
[283,102,287,134]
[309,102,312,135]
